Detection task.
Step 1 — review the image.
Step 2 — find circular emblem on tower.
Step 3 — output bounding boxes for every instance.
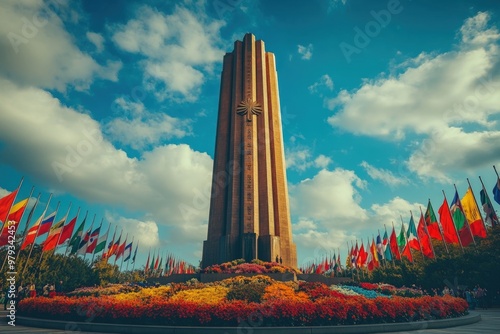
[237,98,262,122]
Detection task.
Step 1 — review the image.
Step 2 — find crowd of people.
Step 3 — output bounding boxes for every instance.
[2,281,64,310]
[440,285,489,310]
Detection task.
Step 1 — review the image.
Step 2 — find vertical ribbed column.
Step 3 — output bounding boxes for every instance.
[203,34,297,268]
[255,40,275,237]
[266,52,297,267]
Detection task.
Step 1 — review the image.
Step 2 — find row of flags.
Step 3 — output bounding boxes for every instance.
[0,182,139,270]
[144,251,196,277]
[300,252,343,275]
[345,173,500,272]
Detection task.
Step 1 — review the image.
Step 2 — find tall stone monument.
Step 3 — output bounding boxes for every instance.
[202,33,297,268]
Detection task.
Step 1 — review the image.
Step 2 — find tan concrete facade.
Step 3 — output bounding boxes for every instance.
[202,33,297,268]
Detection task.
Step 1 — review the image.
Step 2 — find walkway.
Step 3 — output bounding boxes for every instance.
[1,309,498,333]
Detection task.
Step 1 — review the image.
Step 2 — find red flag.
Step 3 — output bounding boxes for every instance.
[57,216,76,246]
[389,227,401,260]
[154,254,160,270]
[401,244,413,262]
[425,200,442,240]
[0,189,19,223]
[417,212,434,258]
[0,198,28,246]
[145,251,151,272]
[438,198,460,244]
[116,239,127,259]
[357,243,368,267]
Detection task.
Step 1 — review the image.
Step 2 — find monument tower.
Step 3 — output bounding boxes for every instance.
[202,33,297,268]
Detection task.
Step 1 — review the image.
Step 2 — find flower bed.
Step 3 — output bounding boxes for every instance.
[18,276,468,327]
[201,259,301,274]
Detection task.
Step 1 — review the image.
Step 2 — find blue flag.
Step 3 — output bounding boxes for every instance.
[493,178,500,205]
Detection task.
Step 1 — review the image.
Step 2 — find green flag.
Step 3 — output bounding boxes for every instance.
[69,215,86,254]
[397,223,406,247]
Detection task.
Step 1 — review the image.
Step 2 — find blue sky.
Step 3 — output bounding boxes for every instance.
[1,0,500,269]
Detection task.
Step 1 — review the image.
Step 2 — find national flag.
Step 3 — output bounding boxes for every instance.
[108,233,121,258]
[94,227,108,254]
[401,243,413,262]
[38,211,56,236]
[397,223,406,247]
[41,219,65,252]
[132,243,138,263]
[150,252,156,271]
[154,253,160,270]
[69,215,86,254]
[85,226,101,254]
[124,242,133,261]
[77,228,92,255]
[397,224,412,261]
[57,215,77,246]
[0,198,29,246]
[438,197,460,244]
[336,253,342,272]
[370,238,380,268]
[145,251,151,272]
[346,246,353,268]
[450,190,474,247]
[417,212,434,259]
[366,244,374,271]
[480,186,499,227]
[382,230,392,261]
[351,243,358,268]
[116,238,127,260]
[376,234,384,260]
[425,200,443,240]
[389,227,401,260]
[21,212,44,250]
[406,215,421,251]
[0,188,19,224]
[323,256,330,272]
[493,177,500,205]
[357,243,367,268]
[462,187,487,238]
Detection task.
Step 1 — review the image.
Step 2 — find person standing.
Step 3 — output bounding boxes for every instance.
[28,283,36,298]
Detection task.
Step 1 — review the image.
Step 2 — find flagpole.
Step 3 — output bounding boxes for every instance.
[17,192,40,250]
[38,201,64,265]
[2,187,35,272]
[494,165,499,179]
[89,218,103,264]
[410,210,425,262]
[479,175,499,228]
[385,224,395,267]
[443,190,464,252]
[21,195,53,276]
[467,178,488,236]
[52,202,74,256]
[0,177,23,244]
[131,241,139,272]
[82,214,96,262]
[454,184,477,246]
[126,237,134,272]
[15,186,35,239]
[91,219,106,264]
[420,206,436,259]
[429,199,449,253]
[0,176,24,235]
[399,215,413,264]
[119,233,129,272]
